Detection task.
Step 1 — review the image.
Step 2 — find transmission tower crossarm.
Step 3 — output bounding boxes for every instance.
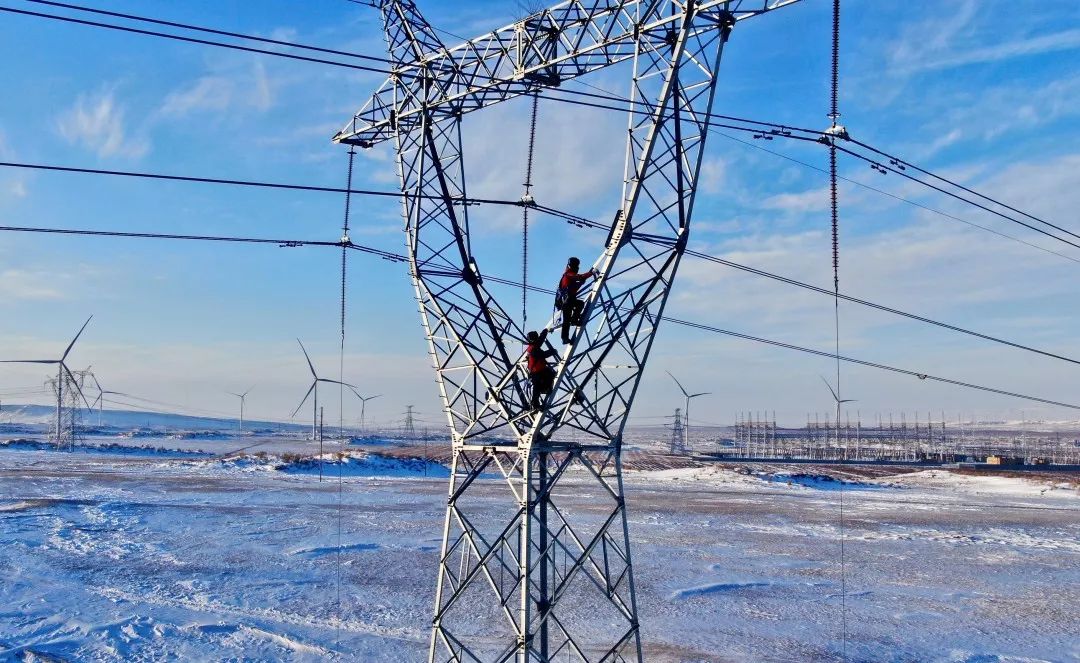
[333,0,803,147]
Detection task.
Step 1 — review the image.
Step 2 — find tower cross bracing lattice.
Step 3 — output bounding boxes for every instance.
[336,2,800,661]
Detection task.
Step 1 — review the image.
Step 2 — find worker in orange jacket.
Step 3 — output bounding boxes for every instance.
[525,329,559,410]
[556,256,595,344]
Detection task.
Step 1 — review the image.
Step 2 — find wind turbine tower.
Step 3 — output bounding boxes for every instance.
[228,386,254,437]
[291,339,355,441]
[354,393,382,433]
[1,316,94,447]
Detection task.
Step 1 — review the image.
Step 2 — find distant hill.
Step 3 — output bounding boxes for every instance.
[0,404,306,434]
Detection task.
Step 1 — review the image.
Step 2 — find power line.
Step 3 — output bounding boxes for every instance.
[0,4,831,145]
[0,160,543,209]
[21,0,397,65]
[12,0,1075,254]
[0,224,343,248]
[5,158,1079,367]
[833,143,1080,253]
[1,221,1075,411]
[849,136,1080,243]
[534,87,1080,252]
[662,317,1080,411]
[0,5,393,76]
[711,131,1080,266]
[681,247,1080,367]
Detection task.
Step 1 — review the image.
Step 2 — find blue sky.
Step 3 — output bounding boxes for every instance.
[1,0,1079,429]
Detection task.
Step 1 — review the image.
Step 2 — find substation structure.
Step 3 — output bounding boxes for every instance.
[335,1,800,661]
[726,411,1080,465]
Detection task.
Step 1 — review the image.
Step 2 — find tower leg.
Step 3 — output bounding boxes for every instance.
[429,444,640,663]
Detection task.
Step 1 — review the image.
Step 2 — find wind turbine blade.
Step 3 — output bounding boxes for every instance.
[242,385,255,397]
[820,375,842,403]
[319,378,357,389]
[0,359,59,364]
[297,339,317,379]
[62,363,95,413]
[690,392,711,398]
[346,385,364,400]
[666,371,690,398]
[291,382,316,418]
[366,394,383,402]
[62,315,93,362]
[89,372,103,393]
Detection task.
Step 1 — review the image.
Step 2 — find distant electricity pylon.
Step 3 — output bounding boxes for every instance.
[668,407,686,455]
[403,405,416,438]
[667,371,710,454]
[335,1,799,660]
[1,316,93,447]
[45,368,90,450]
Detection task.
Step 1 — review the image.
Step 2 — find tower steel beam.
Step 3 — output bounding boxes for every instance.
[339,1,800,661]
[335,0,801,148]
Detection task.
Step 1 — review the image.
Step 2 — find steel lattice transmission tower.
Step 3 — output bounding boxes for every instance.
[45,368,88,450]
[404,404,417,438]
[336,1,800,660]
[668,408,686,455]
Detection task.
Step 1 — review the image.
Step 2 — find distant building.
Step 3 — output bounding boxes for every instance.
[986,455,1023,466]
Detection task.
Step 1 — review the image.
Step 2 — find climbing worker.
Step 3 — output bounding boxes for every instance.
[526,329,559,411]
[556,256,595,344]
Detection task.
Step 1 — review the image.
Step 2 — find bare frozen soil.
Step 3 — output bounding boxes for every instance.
[1,445,1078,662]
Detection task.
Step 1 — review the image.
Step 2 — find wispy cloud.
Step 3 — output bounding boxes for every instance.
[0,129,28,201]
[909,28,1080,73]
[0,269,64,300]
[159,60,274,118]
[56,87,149,159]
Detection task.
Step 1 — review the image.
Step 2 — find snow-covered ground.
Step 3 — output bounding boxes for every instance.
[1,442,1077,662]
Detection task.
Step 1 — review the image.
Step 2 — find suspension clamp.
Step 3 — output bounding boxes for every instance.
[824,124,850,140]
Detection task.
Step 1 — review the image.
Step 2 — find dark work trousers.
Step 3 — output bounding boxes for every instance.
[560,299,585,343]
[530,368,555,409]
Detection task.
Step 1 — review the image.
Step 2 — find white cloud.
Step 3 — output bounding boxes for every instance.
[159,60,274,118]
[885,2,1080,75]
[0,269,64,301]
[759,186,830,213]
[915,28,1080,72]
[0,128,28,201]
[698,157,728,195]
[56,87,148,159]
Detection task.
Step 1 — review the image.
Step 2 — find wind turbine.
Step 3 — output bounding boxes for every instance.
[821,375,856,454]
[85,370,128,427]
[0,316,94,443]
[667,371,710,452]
[351,392,382,433]
[227,386,254,437]
[291,339,355,441]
